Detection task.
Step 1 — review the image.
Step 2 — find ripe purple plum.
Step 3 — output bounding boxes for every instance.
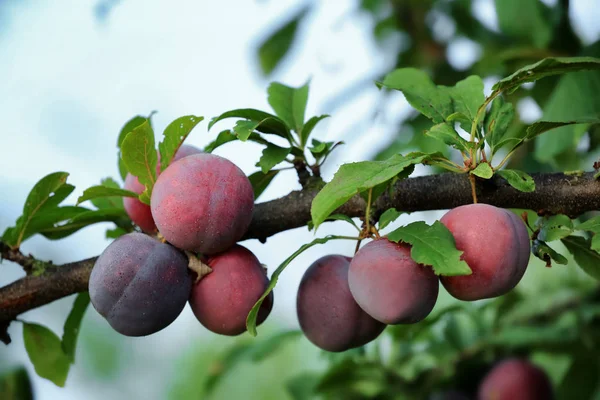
[89,232,192,336]
[189,245,272,336]
[123,144,202,233]
[296,255,386,352]
[478,358,554,400]
[440,204,531,301]
[150,153,254,254]
[348,239,439,325]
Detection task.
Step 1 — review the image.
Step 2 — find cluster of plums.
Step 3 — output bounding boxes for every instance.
[89,145,273,336]
[297,203,531,352]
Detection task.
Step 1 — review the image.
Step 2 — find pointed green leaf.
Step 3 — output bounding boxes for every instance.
[496,169,535,192]
[158,115,203,172]
[105,227,128,239]
[532,239,568,267]
[526,118,599,141]
[89,178,125,210]
[307,214,360,232]
[0,367,33,400]
[471,163,493,179]
[300,115,329,147]
[76,186,137,206]
[257,7,309,76]
[62,292,90,363]
[576,216,600,233]
[425,123,471,153]
[378,208,403,231]
[23,323,70,387]
[233,119,277,141]
[591,235,600,252]
[310,153,427,229]
[22,206,91,243]
[120,120,157,204]
[247,170,280,200]
[204,130,238,153]
[267,82,309,134]
[447,75,485,122]
[257,144,291,173]
[39,208,129,240]
[492,57,600,93]
[116,115,148,148]
[2,172,71,248]
[561,236,600,280]
[208,109,289,137]
[381,68,453,123]
[387,221,472,276]
[484,97,516,153]
[537,215,573,242]
[246,235,355,336]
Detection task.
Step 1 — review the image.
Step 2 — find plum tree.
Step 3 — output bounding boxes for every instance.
[478,358,554,400]
[188,245,272,336]
[123,144,202,233]
[348,239,439,325]
[439,204,531,301]
[88,232,192,336]
[150,153,254,254]
[296,255,386,352]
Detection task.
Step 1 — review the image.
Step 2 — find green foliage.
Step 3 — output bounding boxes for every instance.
[0,367,33,400]
[496,169,535,192]
[76,185,137,206]
[23,323,71,387]
[470,162,493,179]
[158,115,204,172]
[248,170,280,200]
[377,208,403,230]
[267,82,309,135]
[61,293,91,363]
[562,236,600,280]
[387,221,472,276]
[257,144,291,173]
[117,115,148,181]
[494,0,552,49]
[120,119,157,204]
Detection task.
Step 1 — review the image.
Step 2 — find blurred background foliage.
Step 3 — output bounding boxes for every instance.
[1,0,600,399]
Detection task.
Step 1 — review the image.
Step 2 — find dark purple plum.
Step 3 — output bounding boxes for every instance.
[297,255,386,352]
[150,153,254,254]
[348,239,439,325]
[189,245,272,335]
[89,232,192,336]
[440,204,531,301]
[478,358,554,400]
[123,144,202,233]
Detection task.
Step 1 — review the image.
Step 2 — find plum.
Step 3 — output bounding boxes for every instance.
[478,358,554,400]
[123,144,202,233]
[88,232,192,336]
[440,204,531,301]
[150,153,254,254]
[296,255,386,352]
[189,245,272,336]
[348,239,439,325]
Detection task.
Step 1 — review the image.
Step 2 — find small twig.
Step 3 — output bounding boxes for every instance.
[0,242,38,274]
[468,174,478,204]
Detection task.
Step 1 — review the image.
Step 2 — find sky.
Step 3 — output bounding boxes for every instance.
[0,0,599,399]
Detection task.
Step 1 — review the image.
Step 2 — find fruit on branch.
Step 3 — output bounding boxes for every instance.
[440,204,531,301]
[151,153,254,254]
[296,255,386,352]
[189,245,272,336]
[348,239,439,324]
[88,232,192,336]
[478,358,554,400]
[123,144,202,233]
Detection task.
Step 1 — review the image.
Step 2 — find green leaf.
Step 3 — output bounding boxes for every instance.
[39,208,129,240]
[267,81,309,134]
[116,115,148,148]
[246,235,355,336]
[300,115,329,147]
[527,119,599,141]
[307,214,360,232]
[557,351,600,400]
[204,130,237,153]
[76,185,137,206]
[378,208,403,230]
[256,6,309,76]
[286,372,321,400]
[309,139,341,160]
[387,221,472,276]
[537,215,573,242]
[89,178,126,210]
[532,239,569,267]
[591,235,600,253]
[158,115,204,172]
[23,323,70,387]
[120,120,157,204]
[2,172,71,248]
[257,144,291,173]
[0,367,33,400]
[496,169,535,192]
[247,330,302,362]
[492,57,600,93]
[424,123,471,153]
[311,153,427,230]
[61,292,90,363]
[380,68,453,123]
[494,0,552,48]
[561,236,600,280]
[233,119,278,142]
[208,109,290,137]
[105,227,128,239]
[248,170,280,200]
[316,359,388,398]
[484,97,516,154]
[576,216,600,233]
[470,163,493,179]
[446,75,485,123]
[21,206,91,243]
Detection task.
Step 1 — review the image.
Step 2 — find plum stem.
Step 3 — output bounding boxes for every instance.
[185,251,212,283]
[365,188,373,234]
[468,174,478,204]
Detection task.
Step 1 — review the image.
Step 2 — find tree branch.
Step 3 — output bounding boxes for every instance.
[2,171,600,343]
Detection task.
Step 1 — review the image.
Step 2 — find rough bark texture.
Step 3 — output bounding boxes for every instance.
[2,171,600,343]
